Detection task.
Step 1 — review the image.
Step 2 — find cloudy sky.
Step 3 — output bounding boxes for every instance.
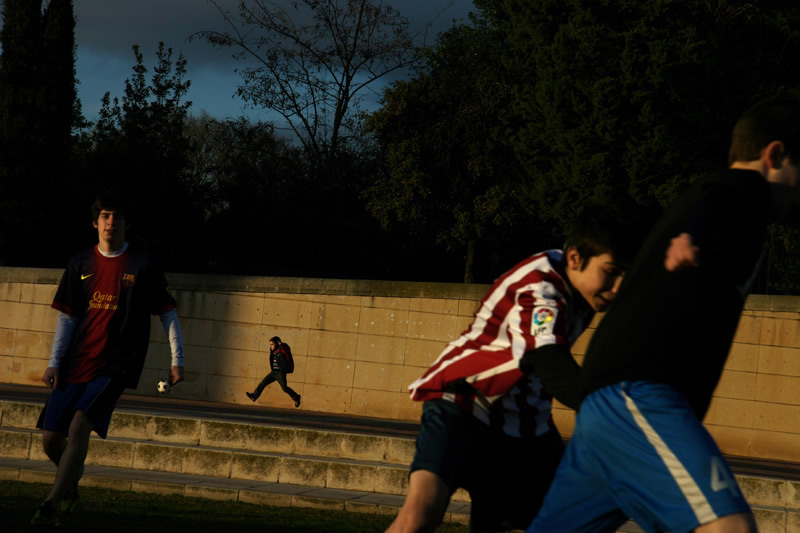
[63,0,476,123]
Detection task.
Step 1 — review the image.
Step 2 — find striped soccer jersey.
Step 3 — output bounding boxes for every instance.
[408,250,593,438]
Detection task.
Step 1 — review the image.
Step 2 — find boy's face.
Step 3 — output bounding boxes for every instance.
[566,249,624,312]
[93,209,126,252]
[269,341,276,351]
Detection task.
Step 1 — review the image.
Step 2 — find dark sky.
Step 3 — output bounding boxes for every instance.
[64,0,475,122]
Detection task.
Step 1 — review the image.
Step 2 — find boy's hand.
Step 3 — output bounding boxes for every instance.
[170,366,184,386]
[42,367,59,389]
[664,233,700,271]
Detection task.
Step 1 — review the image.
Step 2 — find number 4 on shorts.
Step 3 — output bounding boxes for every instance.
[710,456,738,496]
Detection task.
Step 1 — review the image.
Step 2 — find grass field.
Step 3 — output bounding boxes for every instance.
[3,480,469,532]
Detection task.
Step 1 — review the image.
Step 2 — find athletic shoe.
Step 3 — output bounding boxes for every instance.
[60,483,80,514]
[246,392,255,402]
[294,395,301,408]
[31,501,59,527]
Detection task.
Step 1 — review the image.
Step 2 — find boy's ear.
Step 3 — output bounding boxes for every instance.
[566,247,582,271]
[763,140,786,169]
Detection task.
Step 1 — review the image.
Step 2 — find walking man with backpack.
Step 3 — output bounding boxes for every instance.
[246,336,301,407]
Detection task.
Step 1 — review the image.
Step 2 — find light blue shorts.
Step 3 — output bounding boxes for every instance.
[528,381,750,533]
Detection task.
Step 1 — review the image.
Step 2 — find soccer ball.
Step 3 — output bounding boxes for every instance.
[157,380,170,393]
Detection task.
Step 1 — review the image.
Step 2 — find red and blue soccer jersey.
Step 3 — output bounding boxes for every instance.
[408,250,593,438]
[52,245,176,388]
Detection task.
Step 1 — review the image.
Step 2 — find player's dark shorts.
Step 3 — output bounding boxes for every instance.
[36,376,126,439]
[529,381,751,533]
[411,398,564,532]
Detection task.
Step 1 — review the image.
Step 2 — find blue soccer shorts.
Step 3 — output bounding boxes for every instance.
[37,375,126,439]
[527,381,751,533]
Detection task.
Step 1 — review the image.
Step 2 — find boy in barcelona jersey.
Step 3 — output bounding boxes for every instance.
[386,205,641,533]
[31,191,186,527]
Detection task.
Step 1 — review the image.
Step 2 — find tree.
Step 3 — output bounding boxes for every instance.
[364,16,532,283]
[496,0,800,228]
[0,0,81,266]
[84,43,202,271]
[195,0,423,166]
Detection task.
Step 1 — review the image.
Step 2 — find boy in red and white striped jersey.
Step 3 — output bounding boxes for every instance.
[386,205,640,533]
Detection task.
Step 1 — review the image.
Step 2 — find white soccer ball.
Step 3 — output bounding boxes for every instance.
[157,380,171,393]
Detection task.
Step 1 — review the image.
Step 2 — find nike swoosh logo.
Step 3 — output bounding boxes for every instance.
[81,273,95,280]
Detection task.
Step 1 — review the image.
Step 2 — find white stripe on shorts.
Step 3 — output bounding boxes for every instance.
[622,389,718,524]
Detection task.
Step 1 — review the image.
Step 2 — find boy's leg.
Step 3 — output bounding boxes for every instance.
[45,410,94,507]
[387,470,450,533]
[41,430,67,466]
[274,371,300,402]
[252,372,277,399]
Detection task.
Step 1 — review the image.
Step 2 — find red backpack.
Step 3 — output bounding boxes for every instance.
[281,343,295,374]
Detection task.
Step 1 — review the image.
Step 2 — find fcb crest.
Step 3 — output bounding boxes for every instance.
[122,273,136,287]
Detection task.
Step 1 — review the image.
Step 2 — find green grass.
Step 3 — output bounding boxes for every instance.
[3,480,469,532]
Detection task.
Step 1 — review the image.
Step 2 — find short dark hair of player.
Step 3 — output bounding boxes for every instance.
[728,95,800,165]
[270,336,282,344]
[91,191,129,223]
[563,203,639,271]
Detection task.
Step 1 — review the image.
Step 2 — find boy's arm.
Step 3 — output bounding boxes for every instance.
[43,312,79,389]
[519,344,582,410]
[159,309,185,385]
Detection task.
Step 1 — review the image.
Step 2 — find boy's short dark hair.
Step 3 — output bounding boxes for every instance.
[91,191,129,223]
[270,336,282,344]
[729,95,800,165]
[564,203,639,271]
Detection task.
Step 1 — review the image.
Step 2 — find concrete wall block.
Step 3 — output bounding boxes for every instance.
[355,334,406,365]
[214,293,263,324]
[726,343,760,372]
[0,300,19,330]
[86,438,134,468]
[133,442,185,472]
[211,322,262,352]
[19,469,55,485]
[13,330,52,358]
[0,330,15,358]
[201,420,250,449]
[409,298,459,315]
[291,494,345,511]
[81,476,133,492]
[358,308,409,338]
[734,314,762,345]
[262,298,313,329]
[2,401,43,428]
[762,317,800,349]
[704,397,754,428]
[172,289,216,320]
[714,370,757,401]
[203,348,260,379]
[279,457,328,487]
[738,475,787,507]
[130,479,184,496]
[360,296,411,311]
[307,330,358,360]
[205,374,253,405]
[327,462,376,492]
[183,447,232,477]
[29,443,49,461]
[457,299,480,317]
[350,389,409,419]
[353,361,405,392]
[303,356,355,387]
[185,485,238,501]
[108,412,152,440]
[151,416,201,444]
[407,311,461,342]
[178,317,215,347]
[20,283,57,305]
[247,425,296,454]
[231,453,280,482]
[706,425,755,458]
[750,430,800,464]
[386,438,415,465]
[753,507,786,533]
[239,490,292,507]
[788,510,800,533]
[0,282,22,303]
[11,356,47,386]
[295,429,343,457]
[16,303,56,332]
[311,302,360,333]
[754,403,800,434]
[759,345,800,377]
[374,465,408,495]
[787,482,800,510]
[403,338,447,369]
[0,355,12,383]
[756,374,800,404]
[340,434,389,462]
[0,429,32,458]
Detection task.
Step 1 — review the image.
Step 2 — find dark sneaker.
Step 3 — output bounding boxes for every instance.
[31,501,59,527]
[294,395,301,408]
[246,392,255,402]
[60,483,79,514]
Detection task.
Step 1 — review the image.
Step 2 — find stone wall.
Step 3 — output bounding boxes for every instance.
[2,267,800,463]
